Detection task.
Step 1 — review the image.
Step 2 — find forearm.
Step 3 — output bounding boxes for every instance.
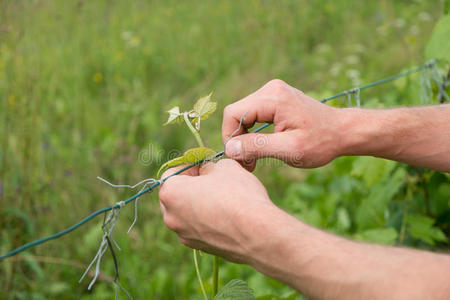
[336,104,450,172]
[247,206,450,299]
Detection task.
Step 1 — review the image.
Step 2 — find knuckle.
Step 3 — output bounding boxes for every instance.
[158,180,178,206]
[159,176,182,198]
[158,186,171,203]
[266,79,292,101]
[158,182,174,204]
[266,79,287,90]
[163,215,180,232]
[223,104,234,117]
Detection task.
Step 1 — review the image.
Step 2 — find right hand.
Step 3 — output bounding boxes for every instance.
[222,79,344,170]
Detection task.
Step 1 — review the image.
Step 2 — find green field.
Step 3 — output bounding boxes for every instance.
[1,1,449,299]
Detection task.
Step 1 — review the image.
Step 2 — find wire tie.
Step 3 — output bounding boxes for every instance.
[431,63,449,102]
[97,176,156,189]
[420,67,432,104]
[426,59,436,68]
[346,90,352,107]
[224,112,248,149]
[97,176,158,233]
[127,182,156,233]
[352,88,361,107]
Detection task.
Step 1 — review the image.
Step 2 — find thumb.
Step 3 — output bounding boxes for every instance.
[225,132,300,163]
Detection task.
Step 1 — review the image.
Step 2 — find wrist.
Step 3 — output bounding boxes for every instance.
[243,204,314,282]
[337,105,450,171]
[335,107,401,158]
[335,108,369,157]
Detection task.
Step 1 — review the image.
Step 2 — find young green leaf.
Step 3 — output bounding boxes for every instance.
[157,147,216,178]
[193,92,217,121]
[164,106,183,125]
[215,279,255,300]
[182,147,216,163]
[425,15,450,62]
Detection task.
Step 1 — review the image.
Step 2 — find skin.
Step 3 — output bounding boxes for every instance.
[158,79,450,299]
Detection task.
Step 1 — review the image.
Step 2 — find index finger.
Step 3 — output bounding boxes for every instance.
[222,83,277,143]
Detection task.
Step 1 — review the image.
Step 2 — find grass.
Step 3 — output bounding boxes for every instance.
[0,0,446,299]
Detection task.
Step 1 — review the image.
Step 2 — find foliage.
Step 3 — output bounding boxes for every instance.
[164,106,183,125]
[406,214,448,245]
[425,15,450,62]
[0,1,448,299]
[192,93,217,127]
[215,280,255,300]
[163,93,217,127]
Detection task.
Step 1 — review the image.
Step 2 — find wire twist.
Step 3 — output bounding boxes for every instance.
[224,112,248,147]
[97,177,157,233]
[79,201,124,289]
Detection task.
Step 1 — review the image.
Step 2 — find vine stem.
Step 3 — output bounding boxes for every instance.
[193,250,208,300]
[183,112,204,147]
[212,256,219,298]
[399,187,411,244]
[184,113,219,299]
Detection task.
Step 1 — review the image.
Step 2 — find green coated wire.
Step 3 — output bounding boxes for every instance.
[320,59,436,103]
[0,162,202,261]
[0,60,436,261]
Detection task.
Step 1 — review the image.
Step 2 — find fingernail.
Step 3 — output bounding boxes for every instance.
[226,139,242,157]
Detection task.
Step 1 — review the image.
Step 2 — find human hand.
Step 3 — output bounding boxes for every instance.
[158,159,279,264]
[222,79,344,170]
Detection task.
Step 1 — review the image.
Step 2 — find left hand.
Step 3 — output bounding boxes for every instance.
[158,159,277,263]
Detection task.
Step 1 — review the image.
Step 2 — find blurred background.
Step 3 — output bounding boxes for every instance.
[1,0,449,299]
